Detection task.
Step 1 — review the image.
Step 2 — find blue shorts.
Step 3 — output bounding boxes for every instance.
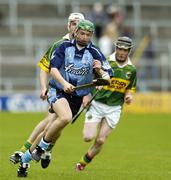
[47,87,83,117]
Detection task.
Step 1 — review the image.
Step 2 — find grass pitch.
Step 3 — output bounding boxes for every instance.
[0,112,171,180]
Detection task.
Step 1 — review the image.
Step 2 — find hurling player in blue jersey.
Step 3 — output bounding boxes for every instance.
[10,12,85,170]
[17,19,112,177]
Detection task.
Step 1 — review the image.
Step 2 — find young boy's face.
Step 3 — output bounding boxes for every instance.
[75,29,93,47]
[68,20,80,37]
[115,47,130,62]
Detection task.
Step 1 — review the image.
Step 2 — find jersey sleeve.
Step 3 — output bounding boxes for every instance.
[50,43,66,69]
[91,47,113,76]
[37,39,64,73]
[37,48,51,73]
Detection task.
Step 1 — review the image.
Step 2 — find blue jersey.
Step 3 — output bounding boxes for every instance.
[49,39,112,96]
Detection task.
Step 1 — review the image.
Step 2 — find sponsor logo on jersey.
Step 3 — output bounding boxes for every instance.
[103,77,130,93]
[65,63,90,75]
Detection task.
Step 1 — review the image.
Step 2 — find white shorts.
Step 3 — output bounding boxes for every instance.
[85,100,122,129]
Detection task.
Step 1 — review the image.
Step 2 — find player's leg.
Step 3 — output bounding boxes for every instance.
[76,120,112,171]
[17,115,58,177]
[40,131,61,168]
[31,98,73,162]
[89,120,112,156]
[86,105,122,159]
[76,104,122,171]
[18,127,61,176]
[75,122,99,171]
[82,100,103,141]
[17,128,62,177]
[39,95,83,168]
[83,122,99,142]
[29,120,61,168]
[10,112,56,164]
[26,112,57,148]
[75,100,102,171]
[31,90,83,162]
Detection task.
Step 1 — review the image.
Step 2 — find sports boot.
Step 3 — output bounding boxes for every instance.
[41,151,52,168]
[17,163,30,177]
[75,163,86,171]
[32,146,45,162]
[9,151,23,164]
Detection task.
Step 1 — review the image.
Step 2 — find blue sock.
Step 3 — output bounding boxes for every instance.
[38,138,50,150]
[21,150,32,164]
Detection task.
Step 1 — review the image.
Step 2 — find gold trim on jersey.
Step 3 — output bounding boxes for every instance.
[128,88,136,93]
[37,55,50,73]
[103,77,130,93]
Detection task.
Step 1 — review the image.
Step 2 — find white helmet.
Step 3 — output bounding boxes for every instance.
[67,13,85,33]
[68,13,85,22]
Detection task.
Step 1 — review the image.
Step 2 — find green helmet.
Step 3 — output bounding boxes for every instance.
[76,19,95,32]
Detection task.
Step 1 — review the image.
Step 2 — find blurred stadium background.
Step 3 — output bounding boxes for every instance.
[0,0,170,112]
[0,1,171,180]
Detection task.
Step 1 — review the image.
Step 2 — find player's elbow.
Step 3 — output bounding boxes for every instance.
[50,68,55,76]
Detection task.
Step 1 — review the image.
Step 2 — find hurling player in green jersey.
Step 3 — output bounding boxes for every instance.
[76,36,137,171]
[10,13,85,169]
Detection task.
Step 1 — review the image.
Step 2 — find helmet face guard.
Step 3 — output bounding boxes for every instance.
[115,36,133,50]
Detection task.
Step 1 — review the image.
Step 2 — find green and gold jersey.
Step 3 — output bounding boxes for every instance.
[37,34,70,73]
[94,53,137,106]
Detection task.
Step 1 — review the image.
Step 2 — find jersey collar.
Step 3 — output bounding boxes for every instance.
[71,39,92,49]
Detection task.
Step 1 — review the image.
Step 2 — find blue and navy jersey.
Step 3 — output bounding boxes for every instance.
[49,39,112,96]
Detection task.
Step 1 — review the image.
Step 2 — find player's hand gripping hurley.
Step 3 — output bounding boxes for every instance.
[48,78,110,114]
[74,78,110,90]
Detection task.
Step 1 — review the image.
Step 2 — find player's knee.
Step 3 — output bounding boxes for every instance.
[59,114,72,126]
[47,113,56,122]
[43,113,55,123]
[83,134,95,142]
[96,137,106,145]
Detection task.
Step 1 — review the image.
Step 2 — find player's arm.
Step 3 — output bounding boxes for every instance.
[38,40,64,99]
[92,47,112,82]
[124,90,133,105]
[125,69,137,105]
[50,45,75,93]
[39,69,48,100]
[93,59,110,81]
[37,52,50,100]
[50,68,74,93]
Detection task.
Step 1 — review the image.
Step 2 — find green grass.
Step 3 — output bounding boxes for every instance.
[0,112,171,180]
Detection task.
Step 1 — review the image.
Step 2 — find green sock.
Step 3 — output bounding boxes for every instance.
[80,153,92,166]
[20,140,32,153]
